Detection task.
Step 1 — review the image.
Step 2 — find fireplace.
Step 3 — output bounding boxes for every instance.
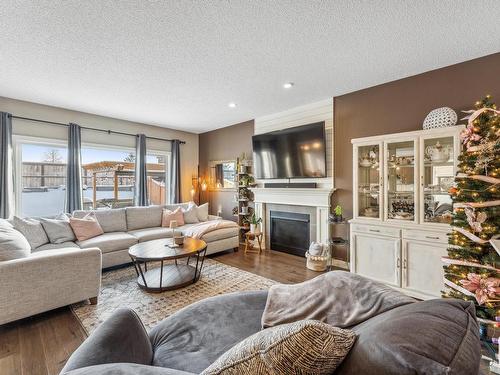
[270,211,310,257]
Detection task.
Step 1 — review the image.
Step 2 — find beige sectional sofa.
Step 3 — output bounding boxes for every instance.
[0,203,239,325]
[72,203,239,268]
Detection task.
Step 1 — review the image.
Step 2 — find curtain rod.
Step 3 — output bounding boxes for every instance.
[8,114,186,144]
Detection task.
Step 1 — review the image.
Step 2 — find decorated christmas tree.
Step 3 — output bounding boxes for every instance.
[443,95,500,322]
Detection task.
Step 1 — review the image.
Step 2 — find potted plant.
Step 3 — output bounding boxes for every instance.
[249,213,262,233]
[332,205,343,222]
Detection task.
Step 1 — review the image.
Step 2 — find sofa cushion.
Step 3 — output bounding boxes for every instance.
[182,204,199,224]
[149,291,268,374]
[164,203,190,212]
[73,209,127,233]
[336,298,481,375]
[161,208,184,228]
[196,227,238,243]
[61,308,153,374]
[196,203,209,222]
[77,232,138,253]
[129,227,173,242]
[63,363,196,375]
[202,320,356,375]
[70,214,105,241]
[40,214,76,243]
[0,219,31,261]
[34,241,79,252]
[126,206,163,231]
[12,216,49,249]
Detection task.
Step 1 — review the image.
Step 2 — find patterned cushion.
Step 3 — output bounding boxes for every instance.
[40,214,76,243]
[73,208,127,233]
[0,219,31,260]
[12,216,49,249]
[126,206,163,231]
[201,320,356,375]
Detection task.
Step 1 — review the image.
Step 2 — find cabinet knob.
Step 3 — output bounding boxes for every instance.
[426,236,440,240]
[403,259,407,269]
[397,257,401,268]
[369,229,380,233]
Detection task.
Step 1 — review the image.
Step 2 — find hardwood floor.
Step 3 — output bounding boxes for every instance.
[0,247,491,374]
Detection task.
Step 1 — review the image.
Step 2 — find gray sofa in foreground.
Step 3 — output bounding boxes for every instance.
[61,290,481,375]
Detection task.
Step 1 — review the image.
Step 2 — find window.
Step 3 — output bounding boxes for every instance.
[17,142,68,218]
[81,146,137,209]
[146,153,168,205]
[15,137,170,216]
[81,146,169,209]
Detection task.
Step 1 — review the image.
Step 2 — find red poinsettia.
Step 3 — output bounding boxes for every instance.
[460,273,500,305]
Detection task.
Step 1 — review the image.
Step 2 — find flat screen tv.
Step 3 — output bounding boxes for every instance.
[252,122,326,179]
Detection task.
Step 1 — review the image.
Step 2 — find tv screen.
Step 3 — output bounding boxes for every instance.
[252,122,326,179]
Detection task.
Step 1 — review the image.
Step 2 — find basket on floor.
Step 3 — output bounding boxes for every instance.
[305,251,328,272]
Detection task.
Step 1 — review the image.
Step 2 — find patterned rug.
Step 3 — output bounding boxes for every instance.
[71,258,277,335]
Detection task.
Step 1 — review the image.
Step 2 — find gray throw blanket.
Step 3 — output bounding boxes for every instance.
[262,271,415,328]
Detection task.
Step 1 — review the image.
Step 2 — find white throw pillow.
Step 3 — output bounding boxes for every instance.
[196,203,209,221]
[13,216,50,250]
[0,219,31,261]
[40,213,76,244]
[182,204,200,224]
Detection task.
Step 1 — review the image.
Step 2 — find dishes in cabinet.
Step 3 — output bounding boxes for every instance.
[425,141,452,163]
[363,207,379,217]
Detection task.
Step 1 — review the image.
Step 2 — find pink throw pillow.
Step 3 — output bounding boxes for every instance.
[162,207,185,227]
[70,213,104,241]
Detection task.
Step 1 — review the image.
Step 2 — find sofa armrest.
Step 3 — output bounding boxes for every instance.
[208,215,222,221]
[0,247,102,325]
[61,308,153,373]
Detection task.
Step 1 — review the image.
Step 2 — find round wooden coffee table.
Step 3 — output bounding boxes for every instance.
[128,237,207,293]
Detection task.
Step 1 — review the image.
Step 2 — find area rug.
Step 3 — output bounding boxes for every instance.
[71,258,277,335]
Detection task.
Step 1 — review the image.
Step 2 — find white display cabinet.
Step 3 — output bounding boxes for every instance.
[350,126,464,299]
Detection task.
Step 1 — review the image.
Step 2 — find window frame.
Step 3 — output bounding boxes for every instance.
[13,135,171,216]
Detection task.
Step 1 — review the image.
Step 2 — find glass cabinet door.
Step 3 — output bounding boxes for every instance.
[385,139,417,222]
[420,135,455,224]
[356,144,381,219]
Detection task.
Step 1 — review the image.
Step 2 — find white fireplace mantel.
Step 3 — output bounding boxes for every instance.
[250,187,334,208]
[250,187,334,246]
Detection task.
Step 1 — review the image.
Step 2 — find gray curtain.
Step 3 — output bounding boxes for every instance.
[169,139,181,204]
[134,134,148,206]
[66,123,83,213]
[0,112,14,218]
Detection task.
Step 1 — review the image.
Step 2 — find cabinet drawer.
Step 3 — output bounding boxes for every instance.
[402,229,448,244]
[351,224,400,238]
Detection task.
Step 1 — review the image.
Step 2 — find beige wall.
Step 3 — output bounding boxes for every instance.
[199,120,254,219]
[0,96,199,203]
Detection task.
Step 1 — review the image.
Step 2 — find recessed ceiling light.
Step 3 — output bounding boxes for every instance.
[228,102,237,108]
[283,82,294,89]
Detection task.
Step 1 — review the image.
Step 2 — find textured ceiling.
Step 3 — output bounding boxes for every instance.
[0,1,499,133]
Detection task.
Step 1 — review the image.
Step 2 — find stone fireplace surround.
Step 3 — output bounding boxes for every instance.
[250,187,333,253]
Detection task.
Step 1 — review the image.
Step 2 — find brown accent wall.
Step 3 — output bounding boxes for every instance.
[199,120,254,219]
[333,52,500,260]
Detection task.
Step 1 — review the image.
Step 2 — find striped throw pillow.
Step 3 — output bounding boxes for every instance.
[201,320,356,375]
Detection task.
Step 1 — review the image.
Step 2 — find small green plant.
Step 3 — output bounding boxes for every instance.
[249,213,262,225]
[334,205,342,217]
[240,175,255,187]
